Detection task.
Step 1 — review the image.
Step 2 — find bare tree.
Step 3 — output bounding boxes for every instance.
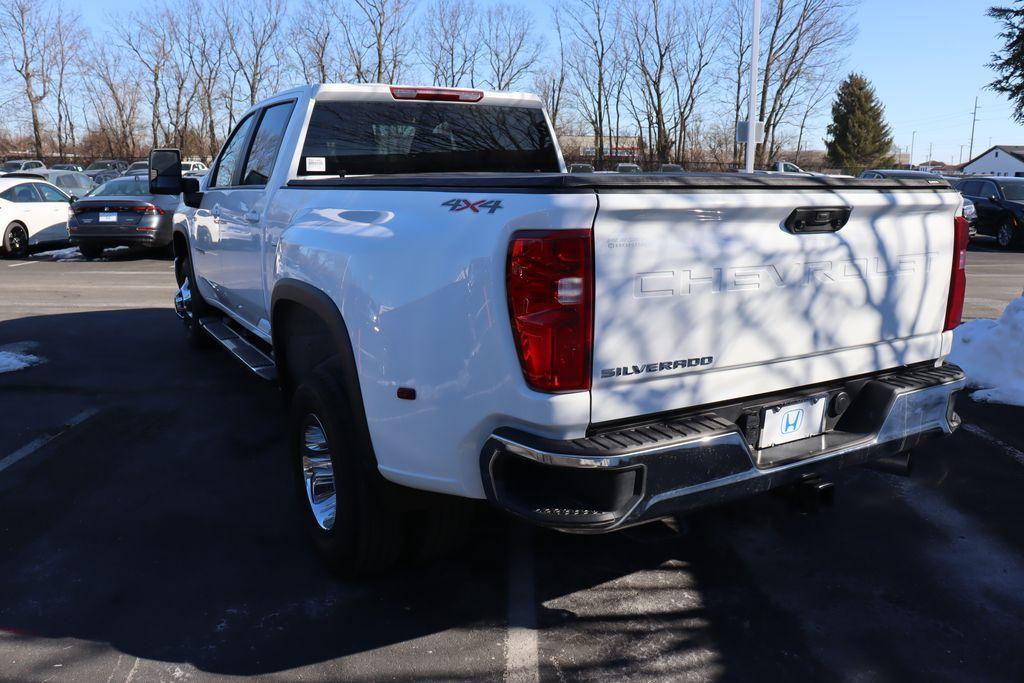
[533,6,568,128]
[182,0,228,158]
[564,0,620,169]
[481,3,542,91]
[722,0,750,166]
[626,0,681,164]
[115,6,172,147]
[49,3,85,160]
[420,0,482,87]
[336,0,414,84]
[163,8,198,149]
[669,0,722,165]
[0,0,54,159]
[289,0,341,84]
[85,43,144,159]
[219,0,287,109]
[753,0,856,166]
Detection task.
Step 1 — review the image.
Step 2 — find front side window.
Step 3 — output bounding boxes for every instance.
[241,102,295,186]
[212,114,258,187]
[299,100,559,175]
[998,182,1024,201]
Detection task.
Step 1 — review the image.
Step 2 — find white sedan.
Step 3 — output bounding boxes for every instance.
[0,176,73,257]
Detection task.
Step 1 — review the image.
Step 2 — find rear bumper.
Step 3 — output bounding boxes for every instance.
[480,363,965,532]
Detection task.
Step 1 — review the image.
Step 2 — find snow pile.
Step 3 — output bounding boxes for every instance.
[31,246,82,261]
[949,295,1024,407]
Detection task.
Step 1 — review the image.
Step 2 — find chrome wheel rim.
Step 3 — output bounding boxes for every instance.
[174,276,193,321]
[301,413,336,531]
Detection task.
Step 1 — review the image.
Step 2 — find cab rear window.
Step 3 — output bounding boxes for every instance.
[299,100,559,175]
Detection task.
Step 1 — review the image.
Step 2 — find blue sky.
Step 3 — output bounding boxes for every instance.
[79,0,1022,165]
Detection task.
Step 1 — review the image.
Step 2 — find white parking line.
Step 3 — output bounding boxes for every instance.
[505,522,539,683]
[0,408,99,475]
[961,422,1024,467]
[6,262,36,268]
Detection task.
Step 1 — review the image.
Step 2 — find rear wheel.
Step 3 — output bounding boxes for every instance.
[2,223,29,258]
[290,358,408,576]
[173,244,214,348]
[78,245,104,260]
[996,220,1017,249]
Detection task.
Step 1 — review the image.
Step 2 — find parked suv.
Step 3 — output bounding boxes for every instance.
[954,176,1024,248]
[1,159,45,173]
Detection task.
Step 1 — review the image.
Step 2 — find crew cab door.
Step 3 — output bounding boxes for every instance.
[192,112,258,315]
[194,102,296,331]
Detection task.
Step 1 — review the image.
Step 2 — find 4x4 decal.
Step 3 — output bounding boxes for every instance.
[441,198,504,214]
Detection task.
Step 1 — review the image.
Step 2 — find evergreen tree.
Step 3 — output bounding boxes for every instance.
[988,2,1024,123]
[825,73,896,173]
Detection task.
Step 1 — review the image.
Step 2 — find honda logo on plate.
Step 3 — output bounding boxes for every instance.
[780,408,804,434]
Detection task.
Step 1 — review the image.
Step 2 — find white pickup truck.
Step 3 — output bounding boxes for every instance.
[149,84,968,575]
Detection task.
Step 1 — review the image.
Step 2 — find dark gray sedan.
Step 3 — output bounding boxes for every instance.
[68,175,178,259]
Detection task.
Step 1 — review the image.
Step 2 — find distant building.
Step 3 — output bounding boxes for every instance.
[961,145,1024,176]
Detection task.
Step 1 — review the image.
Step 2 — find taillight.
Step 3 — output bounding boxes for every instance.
[506,230,593,393]
[390,86,483,102]
[71,204,163,215]
[944,215,969,331]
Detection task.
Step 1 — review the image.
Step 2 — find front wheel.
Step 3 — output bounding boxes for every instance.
[2,223,29,258]
[996,220,1017,249]
[174,246,214,348]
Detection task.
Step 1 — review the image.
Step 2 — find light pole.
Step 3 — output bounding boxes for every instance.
[744,0,762,174]
[909,131,916,169]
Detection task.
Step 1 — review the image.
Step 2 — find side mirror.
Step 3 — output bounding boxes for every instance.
[182,176,203,209]
[990,195,999,202]
[68,194,78,202]
[149,148,183,195]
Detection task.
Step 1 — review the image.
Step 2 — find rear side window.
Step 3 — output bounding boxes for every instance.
[1,183,40,202]
[959,180,981,196]
[299,100,559,175]
[241,102,295,186]
[212,113,257,187]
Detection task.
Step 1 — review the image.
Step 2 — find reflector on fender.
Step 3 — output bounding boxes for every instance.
[389,86,484,102]
[506,230,593,393]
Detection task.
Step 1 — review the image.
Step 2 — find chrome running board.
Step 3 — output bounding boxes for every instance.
[200,317,277,380]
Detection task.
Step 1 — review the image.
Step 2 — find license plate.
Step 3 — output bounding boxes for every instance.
[759,394,828,448]
[98,213,117,222]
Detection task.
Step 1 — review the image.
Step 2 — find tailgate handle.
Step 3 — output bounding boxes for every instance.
[784,207,851,234]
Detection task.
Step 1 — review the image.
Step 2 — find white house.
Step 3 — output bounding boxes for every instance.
[961,145,1024,176]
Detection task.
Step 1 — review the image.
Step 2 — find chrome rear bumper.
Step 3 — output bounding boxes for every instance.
[480,363,965,532]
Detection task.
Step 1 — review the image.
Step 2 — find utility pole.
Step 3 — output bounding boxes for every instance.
[910,131,916,169]
[744,0,762,174]
[968,96,978,159]
[928,142,933,164]
[959,144,966,164]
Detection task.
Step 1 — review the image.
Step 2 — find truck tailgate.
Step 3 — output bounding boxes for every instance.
[590,187,960,424]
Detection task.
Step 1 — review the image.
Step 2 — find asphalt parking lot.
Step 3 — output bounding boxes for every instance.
[2,241,1024,681]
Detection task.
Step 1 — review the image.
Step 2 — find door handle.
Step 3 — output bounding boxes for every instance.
[244,210,261,223]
